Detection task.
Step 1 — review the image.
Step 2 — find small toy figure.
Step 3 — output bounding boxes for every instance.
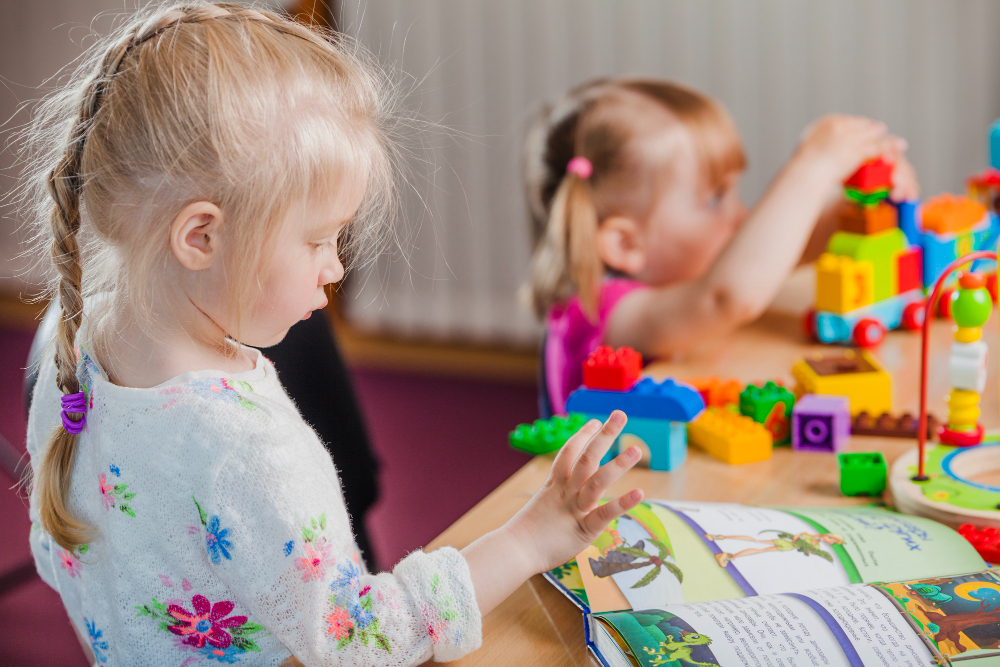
[940,272,992,446]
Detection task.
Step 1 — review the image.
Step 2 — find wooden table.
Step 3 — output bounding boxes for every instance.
[426,271,1000,666]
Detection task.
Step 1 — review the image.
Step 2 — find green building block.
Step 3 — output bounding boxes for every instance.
[838,452,887,496]
[827,228,906,301]
[844,187,889,206]
[509,413,587,455]
[739,381,795,445]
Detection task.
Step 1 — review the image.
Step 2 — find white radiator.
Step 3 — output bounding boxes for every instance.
[339,0,1000,346]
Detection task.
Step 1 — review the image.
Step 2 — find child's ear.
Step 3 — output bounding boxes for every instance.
[169,201,224,271]
[597,215,646,276]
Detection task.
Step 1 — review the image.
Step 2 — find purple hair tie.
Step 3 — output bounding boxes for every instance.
[61,391,87,435]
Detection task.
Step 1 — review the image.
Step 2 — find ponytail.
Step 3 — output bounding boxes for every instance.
[529,170,603,320]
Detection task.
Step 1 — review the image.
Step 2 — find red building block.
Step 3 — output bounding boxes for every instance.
[959,524,1000,563]
[844,158,893,192]
[896,247,922,293]
[582,345,642,391]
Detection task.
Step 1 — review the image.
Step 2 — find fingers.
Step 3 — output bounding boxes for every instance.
[576,444,642,512]
[550,418,602,480]
[581,488,645,537]
[890,155,920,202]
[568,411,627,491]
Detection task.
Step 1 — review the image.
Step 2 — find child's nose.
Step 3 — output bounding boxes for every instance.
[320,259,345,285]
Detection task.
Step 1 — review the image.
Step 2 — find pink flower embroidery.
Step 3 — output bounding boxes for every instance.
[295,538,334,583]
[98,473,115,511]
[167,595,247,649]
[59,549,81,578]
[421,604,447,643]
[327,607,353,639]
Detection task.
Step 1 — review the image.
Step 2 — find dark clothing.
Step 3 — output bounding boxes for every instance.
[263,311,380,567]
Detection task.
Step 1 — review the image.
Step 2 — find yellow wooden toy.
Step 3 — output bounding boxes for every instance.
[791,349,891,416]
[815,253,875,313]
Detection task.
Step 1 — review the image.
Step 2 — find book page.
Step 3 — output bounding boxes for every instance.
[566,500,982,614]
[595,570,1000,666]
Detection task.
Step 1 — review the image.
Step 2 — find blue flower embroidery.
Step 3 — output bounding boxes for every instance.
[350,602,375,630]
[200,644,243,663]
[283,540,294,557]
[205,515,232,564]
[331,561,360,597]
[84,616,109,664]
[109,464,120,477]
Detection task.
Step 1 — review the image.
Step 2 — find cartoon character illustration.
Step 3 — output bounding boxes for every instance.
[705,531,844,568]
[589,539,683,589]
[906,583,954,604]
[642,630,715,666]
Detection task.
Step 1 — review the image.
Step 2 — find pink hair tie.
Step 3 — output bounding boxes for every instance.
[566,156,593,179]
[61,391,87,435]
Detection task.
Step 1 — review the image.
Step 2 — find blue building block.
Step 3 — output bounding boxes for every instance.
[585,416,687,471]
[814,290,923,344]
[565,378,705,421]
[897,200,920,246]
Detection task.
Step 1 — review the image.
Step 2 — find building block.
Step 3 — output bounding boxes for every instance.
[851,411,939,439]
[958,524,1000,563]
[844,158,893,192]
[739,381,795,445]
[967,168,1000,215]
[844,187,889,206]
[791,394,850,452]
[950,340,988,393]
[837,199,898,235]
[509,413,588,455]
[685,376,743,408]
[567,378,705,422]
[815,253,874,313]
[919,232,960,288]
[895,247,922,294]
[991,119,1000,170]
[838,452,887,496]
[581,416,688,471]
[921,194,988,235]
[688,408,772,465]
[582,345,642,391]
[827,229,906,301]
[791,350,891,416]
[897,200,920,245]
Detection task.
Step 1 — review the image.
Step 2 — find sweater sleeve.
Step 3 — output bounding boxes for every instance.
[205,424,481,665]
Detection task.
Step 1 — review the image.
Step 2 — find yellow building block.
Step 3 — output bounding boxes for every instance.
[688,408,773,465]
[791,350,891,416]
[826,228,905,301]
[815,253,875,313]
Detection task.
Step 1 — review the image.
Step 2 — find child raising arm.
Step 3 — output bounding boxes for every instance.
[22,4,642,665]
[526,79,919,414]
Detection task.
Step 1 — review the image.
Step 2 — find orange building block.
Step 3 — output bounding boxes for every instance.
[837,199,898,235]
[686,377,743,408]
[816,253,874,313]
[688,408,773,465]
[921,194,987,235]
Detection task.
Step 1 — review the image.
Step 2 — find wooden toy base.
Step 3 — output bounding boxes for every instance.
[889,444,1000,528]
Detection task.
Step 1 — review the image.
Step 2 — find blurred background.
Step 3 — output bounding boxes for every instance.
[2,0,999,663]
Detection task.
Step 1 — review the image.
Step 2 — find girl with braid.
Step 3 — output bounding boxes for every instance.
[21,4,645,664]
[525,79,920,414]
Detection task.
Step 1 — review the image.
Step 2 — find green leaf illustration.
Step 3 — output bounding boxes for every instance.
[631,564,661,589]
[124,492,136,501]
[319,513,327,531]
[113,483,127,494]
[664,561,684,583]
[375,634,391,653]
[120,504,135,518]
[650,539,672,560]
[617,547,652,559]
[302,527,314,543]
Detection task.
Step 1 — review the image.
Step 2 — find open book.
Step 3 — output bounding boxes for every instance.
[544,500,997,666]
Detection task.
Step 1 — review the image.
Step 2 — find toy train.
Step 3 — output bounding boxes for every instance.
[805,158,1000,347]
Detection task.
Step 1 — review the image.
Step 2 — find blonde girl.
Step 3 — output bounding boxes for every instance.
[23,4,644,665]
[526,79,918,414]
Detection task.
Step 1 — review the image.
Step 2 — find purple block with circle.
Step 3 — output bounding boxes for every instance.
[792,394,850,452]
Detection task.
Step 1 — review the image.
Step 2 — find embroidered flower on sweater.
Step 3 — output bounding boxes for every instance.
[293,514,335,583]
[160,377,256,411]
[136,593,267,655]
[420,573,464,646]
[283,540,294,557]
[98,466,136,517]
[60,549,82,578]
[84,616,109,665]
[192,496,232,564]
[326,561,392,653]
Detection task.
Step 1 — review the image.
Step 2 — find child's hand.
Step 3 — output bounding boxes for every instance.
[505,410,644,574]
[795,114,907,184]
[888,153,920,202]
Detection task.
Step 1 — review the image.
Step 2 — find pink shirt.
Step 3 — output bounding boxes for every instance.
[544,278,646,415]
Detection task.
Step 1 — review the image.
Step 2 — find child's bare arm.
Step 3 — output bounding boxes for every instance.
[607,116,908,357]
[461,412,642,616]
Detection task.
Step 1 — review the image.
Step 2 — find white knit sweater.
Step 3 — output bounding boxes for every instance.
[27,331,481,666]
